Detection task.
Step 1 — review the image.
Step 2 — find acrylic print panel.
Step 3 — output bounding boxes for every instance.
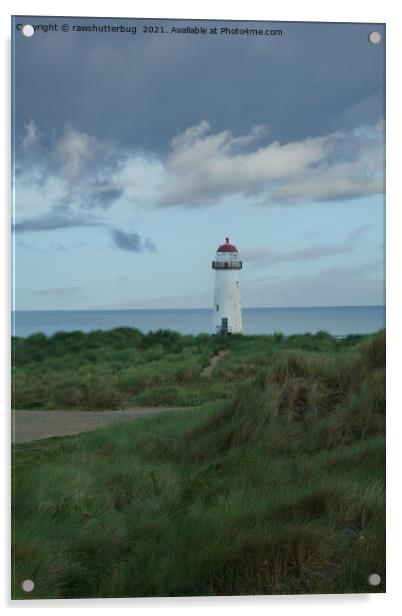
[11,16,385,599]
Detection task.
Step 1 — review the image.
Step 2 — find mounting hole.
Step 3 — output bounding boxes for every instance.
[21,579,34,592]
[368,31,381,45]
[368,573,381,586]
[22,24,35,37]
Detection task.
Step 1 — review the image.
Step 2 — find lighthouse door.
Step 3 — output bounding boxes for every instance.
[221,317,228,335]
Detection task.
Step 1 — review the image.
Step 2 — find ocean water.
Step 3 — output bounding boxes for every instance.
[12,306,385,338]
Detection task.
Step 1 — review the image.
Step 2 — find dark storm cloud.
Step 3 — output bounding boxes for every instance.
[13,18,385,151]
[13,18,385,212]
[110,228,157,254]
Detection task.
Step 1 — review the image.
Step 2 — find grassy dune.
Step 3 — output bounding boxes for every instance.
[12,330,385,598]
[12,327,372,410]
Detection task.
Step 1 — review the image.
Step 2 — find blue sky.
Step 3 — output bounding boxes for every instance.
[12,17,385,309]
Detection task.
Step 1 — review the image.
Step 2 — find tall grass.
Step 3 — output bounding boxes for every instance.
[12,327,374,410]
[12,331,385,598]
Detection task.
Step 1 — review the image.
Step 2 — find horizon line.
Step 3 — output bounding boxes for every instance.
[12,305,385,313]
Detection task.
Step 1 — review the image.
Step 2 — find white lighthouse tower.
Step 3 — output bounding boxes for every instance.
[212,237,243,335]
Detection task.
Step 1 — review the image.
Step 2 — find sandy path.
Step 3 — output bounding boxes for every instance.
[200,350,229,378]
[12,407,182,444]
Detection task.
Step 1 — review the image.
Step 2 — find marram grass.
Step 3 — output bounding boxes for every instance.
[13,326,373,410]
[12,329,385,598]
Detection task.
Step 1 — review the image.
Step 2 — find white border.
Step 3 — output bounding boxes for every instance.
[2,1,401,614]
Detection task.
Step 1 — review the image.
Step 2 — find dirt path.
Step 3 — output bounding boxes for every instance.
[12,407,182,444]
[13,351,231,444]
[200,349,229,378]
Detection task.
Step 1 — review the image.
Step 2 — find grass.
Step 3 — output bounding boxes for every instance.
[11,329,385,598]
[12,328,224,409]
[12,327,370,410]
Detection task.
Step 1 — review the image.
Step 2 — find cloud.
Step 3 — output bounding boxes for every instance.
[18,241,44,253]
[82,181,124,209]
[244,226,373,268]
[15,124,125,219]
[14,208,158,258]
[55,126,101,182]
[303,230,321,240]
[22,119,38,149]
[110,228,157,254]
[99,291,210,310]
[32,286,84,297]
[244,263,384,307]
[18,239,84,253]
[159,120,384,207]
[270,166,381,204]
[51,242,85,251]
[144,237,157,253]
[162,123,324,206]
[245,243,354,268]
[13,20,384,152]
[12,209,101,233]
[13,119,383,246]
[347,224,374,242]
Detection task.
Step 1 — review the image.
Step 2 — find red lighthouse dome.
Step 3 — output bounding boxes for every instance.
[217,237,238,253]
[212,238,242,270]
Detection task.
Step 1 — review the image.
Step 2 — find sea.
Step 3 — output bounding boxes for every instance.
[12,306,385,338]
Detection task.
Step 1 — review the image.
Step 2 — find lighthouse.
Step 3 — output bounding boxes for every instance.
[212,238,243,335]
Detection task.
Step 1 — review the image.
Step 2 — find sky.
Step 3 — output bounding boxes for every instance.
[12,17,385,310]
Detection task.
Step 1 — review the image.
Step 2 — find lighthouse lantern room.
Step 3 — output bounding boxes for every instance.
[212,238,243,335]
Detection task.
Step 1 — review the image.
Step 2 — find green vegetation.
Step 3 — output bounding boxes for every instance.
[12,328,224,409]
[12,327,372,410]
[12,330,385,598]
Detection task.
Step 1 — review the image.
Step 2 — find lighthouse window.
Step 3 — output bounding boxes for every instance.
[216,304,219,311]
